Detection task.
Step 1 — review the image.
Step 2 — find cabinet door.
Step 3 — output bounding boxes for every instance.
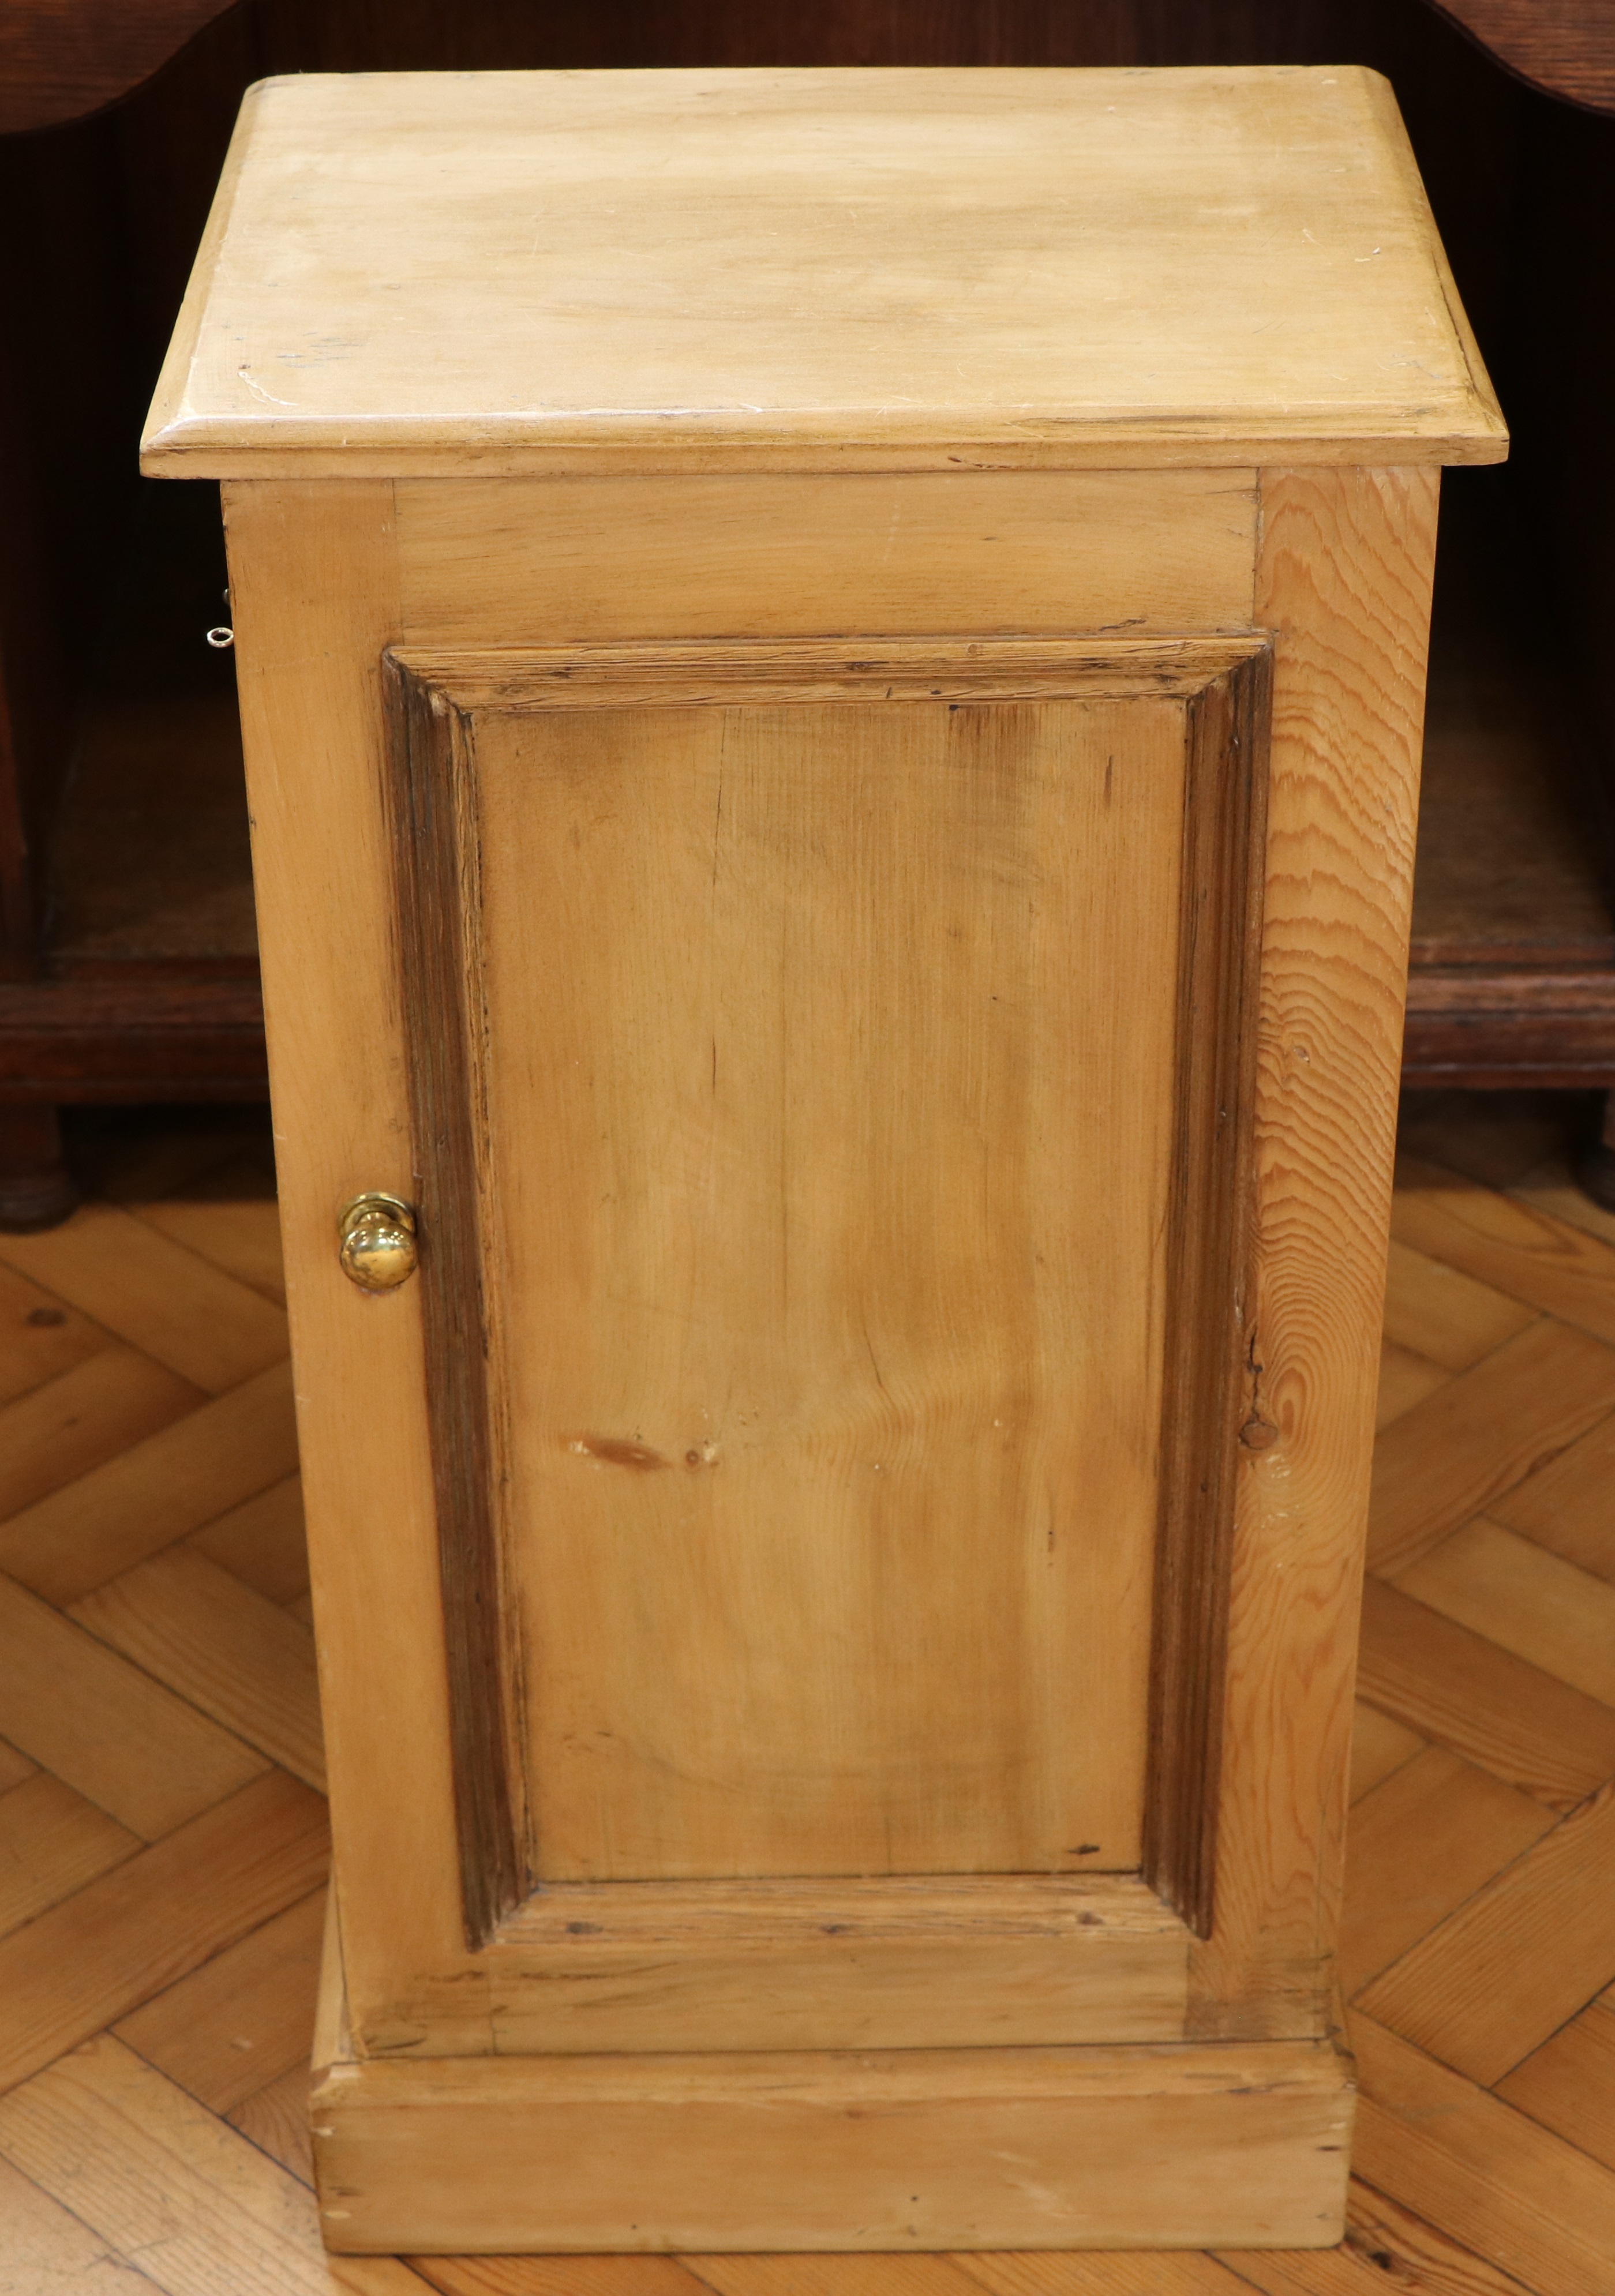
[383,633,1269,2029]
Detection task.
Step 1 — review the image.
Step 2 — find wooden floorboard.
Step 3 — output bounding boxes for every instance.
[0,1093,1611,2289]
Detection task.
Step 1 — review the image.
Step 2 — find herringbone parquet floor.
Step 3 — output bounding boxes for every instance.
[2,1093,1614,2294]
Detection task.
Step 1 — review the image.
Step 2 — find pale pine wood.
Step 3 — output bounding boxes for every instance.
[1366,1319,1615,1577]
[1494,1995,1615,2173]
[1490,1408,1615,1581]
[1380,1240,1537,1372]
[71,1547,325,1791]
[1391,1156,1615,1344]
[0,1202,289,1391]
[0,1770,139,1934]
[0,1773,327,2092]
[396,473,1257,648]
[189,1472,310,1604]
[142,70,1504,478]
[394,1876,1188,2058]
[1350,2014,1615,2296]
[1186,466,1437,2042]
[310,2020,1351,2253]
[0,1260,110,1406]
[1338,1747,1554,1998]
[222,482,466,2042]
[0,1570,268,1836]
[114,1887,326,2114]
[158,61,1486,2245]
[0,1346,202,1522]
[1356,1779,1615,2082]
[1392,1517,1615,1706]
[1347,1704,1425,1804]
[0,1359,300,1604]
[451,646,1194,1884]
[1355,1576,1615,1809]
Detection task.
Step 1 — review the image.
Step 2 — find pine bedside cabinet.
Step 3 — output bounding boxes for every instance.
[142,65,1505,2255]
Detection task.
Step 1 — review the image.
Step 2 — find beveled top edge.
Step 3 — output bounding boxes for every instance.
[143,65,1508,478]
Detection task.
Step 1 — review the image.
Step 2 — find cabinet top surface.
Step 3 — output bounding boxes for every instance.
[142,65,1505,478]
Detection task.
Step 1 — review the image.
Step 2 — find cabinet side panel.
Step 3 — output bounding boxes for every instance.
[1190,466,1438,2035]
[223,481,470,2034]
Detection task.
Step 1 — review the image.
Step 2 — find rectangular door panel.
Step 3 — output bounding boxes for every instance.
[385,638,1269,1930]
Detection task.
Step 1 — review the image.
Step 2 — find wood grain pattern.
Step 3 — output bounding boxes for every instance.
[0,1359,300,1604]
[1220,2182,1536,2294]
[0,2035,437,2296]
[310,2020,1351,2253]
[113,1886,327,2114]
[0,1570,267,1837]
[395,473,1258,647]
[142,69,1505,477]
[72,1547,325,1791]
[1490,1406,1615,1580]
[387,636,1265,1923]
[1379,1240,1537,1372]
[1351,2014,1615,2296]
[1338,1747,1554,1998]
[1,1098,1609,2281]
[1494,1993,1615,2171]
[0,1773,327,2094]
[0,1346,202,1523]
[1367,1318,1615,1576]
[1392,1517,1615,1706]
[0,1202,287,1391]
[1356,1779,1615,2081]
[385,658,523,1945]
[228,2065,317,2190]
[1145,648,1269,1935]
[0,1771,140,1935]
[392,1876,1189,2058]
[1356,1575,1615,1809]
[0,1259,110,1405]
[0,2152,159,2296]
[223,479,467,2059]
[1186,466,1438,2039]
[1391,1156,1615,1344]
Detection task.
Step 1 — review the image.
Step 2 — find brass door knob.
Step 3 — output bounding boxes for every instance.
[339,1192,418,1291]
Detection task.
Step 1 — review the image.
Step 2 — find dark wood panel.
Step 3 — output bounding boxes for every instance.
[1424,0,1615,114]
[0,977,265,1096]
[1145,648,1271,1942]
[0,0,242,134]
[385,652,524,1949]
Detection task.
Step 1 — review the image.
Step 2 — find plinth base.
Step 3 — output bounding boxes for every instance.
[311,1929,1352,2254]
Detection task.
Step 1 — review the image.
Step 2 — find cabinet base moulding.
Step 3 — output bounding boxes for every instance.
[309,1945,1354,2254]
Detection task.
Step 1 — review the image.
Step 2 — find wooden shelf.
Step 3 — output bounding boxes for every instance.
[1404,494,1615,1089]
[0,486,265,1109]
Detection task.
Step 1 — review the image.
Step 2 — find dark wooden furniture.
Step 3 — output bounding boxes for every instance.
[3,0,1613,1225]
